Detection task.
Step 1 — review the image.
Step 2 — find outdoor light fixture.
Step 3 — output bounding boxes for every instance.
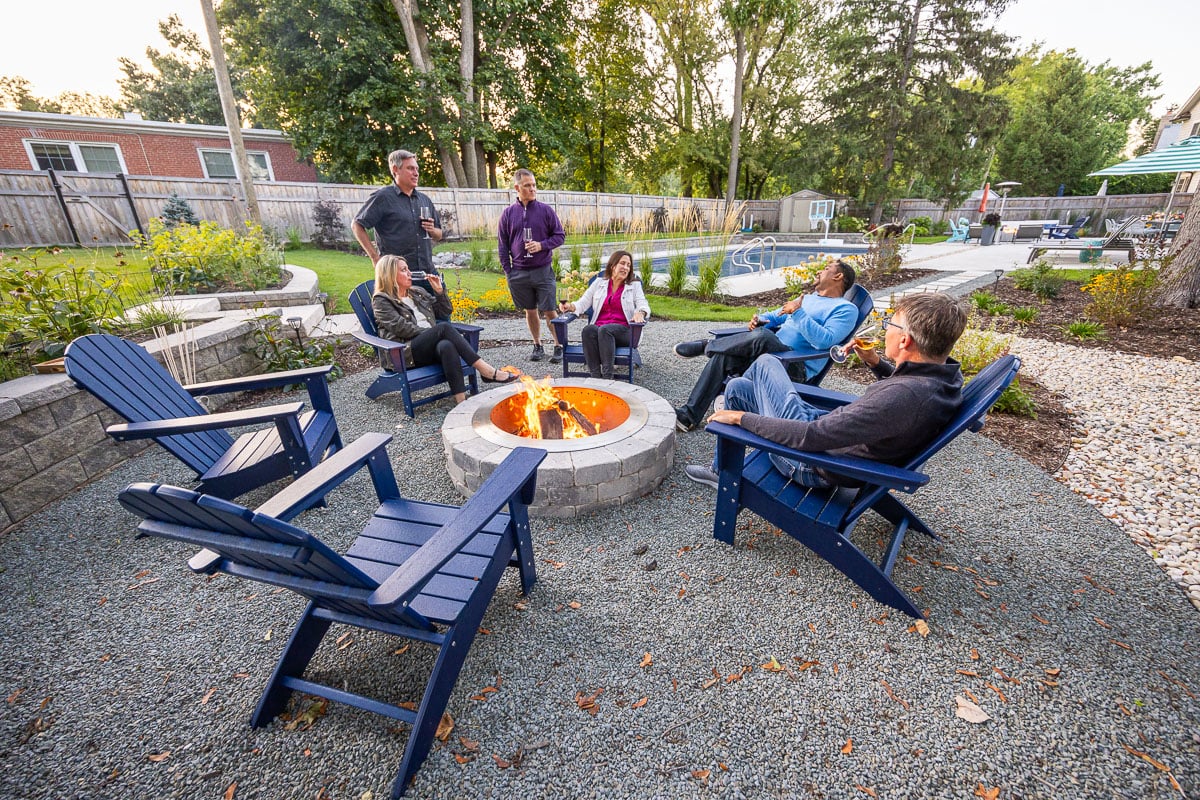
[993,268,1004,291]
[286,316,304,346]
[317,291,331,314]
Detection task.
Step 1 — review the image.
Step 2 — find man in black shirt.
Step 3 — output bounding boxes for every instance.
[353,149,444,306]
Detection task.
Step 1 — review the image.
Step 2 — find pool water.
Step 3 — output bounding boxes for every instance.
[648,244,869,278]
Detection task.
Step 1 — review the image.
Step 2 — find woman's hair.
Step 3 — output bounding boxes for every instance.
[374,254,409,297]
[604,250,638,282]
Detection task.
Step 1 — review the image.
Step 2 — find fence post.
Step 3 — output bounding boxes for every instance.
[46,169,81,246]
[117,173,146,238]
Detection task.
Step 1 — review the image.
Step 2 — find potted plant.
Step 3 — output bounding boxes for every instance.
[980,212,1001,246]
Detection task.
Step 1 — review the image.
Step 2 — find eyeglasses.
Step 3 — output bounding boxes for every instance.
[881,316,906,333]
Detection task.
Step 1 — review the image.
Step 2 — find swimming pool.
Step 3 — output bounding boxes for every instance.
[647,244,869,278]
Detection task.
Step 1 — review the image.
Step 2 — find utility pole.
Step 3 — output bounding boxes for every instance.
[199,0,260,223]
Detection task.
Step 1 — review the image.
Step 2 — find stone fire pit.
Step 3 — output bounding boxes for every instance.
[441,379,675,517]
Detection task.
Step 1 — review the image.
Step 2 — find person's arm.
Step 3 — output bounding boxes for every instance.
[740,381,918,453]
[426,283,453,318]
[424,204,443,242]
[352,220,379,264]
[371,295,423,341]
[572,279,601,317]
[790,300,858,350]
[631,282,650,321]
[497,208,513,273]
[543,208,566,252]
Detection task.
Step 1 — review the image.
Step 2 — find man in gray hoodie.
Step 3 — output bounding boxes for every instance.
[685,292,968,489]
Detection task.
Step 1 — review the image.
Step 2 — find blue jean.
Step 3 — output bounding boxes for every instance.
[719,355,829,487]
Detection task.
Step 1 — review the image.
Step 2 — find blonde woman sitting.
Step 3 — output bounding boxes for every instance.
[559,250,650,379]
[372,255,518,403]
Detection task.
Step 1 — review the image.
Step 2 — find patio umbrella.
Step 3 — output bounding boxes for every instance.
[1090,135,1200,218]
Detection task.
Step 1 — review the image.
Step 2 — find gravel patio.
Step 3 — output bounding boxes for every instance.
[2,318,1197,799]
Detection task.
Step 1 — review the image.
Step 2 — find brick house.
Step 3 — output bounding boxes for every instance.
[0,109,317,182]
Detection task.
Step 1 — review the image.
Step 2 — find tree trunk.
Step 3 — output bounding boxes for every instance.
[391,0,467,187]
[459,0,479,186]
[725,29,745,209]
[1153,199,1200,308]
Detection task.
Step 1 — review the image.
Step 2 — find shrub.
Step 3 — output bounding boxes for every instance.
[1011,307,1039,324]
[666,252,688,295]
[909,216,931,236]
[161,193,199,228]
[311,200,345,248]
[569,246,583,274]
[132,219,282,295]
[638,255,654,288]
[284,226,304,250]
[783,256,824,296]
[928,219,949,236]
[857,233,903,280]
[982,212,1001,227]
[1012,260,1064,300]
[0,249,127,358]
[447,275,481,323]
[695,255,722,300]
[952,325,1036,418]
[834,215,865,233]
[244,314,343,381]
[648,206,669,233]
[970,290,999,312]
[478,277,516,312]
[1061,319,1106,340]
[467,237,499,272]
[1080,266,1157,327]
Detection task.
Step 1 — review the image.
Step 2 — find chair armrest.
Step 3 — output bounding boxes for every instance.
[453,322,483,348]
[705,421,928,492]
[369,447,546,609]
[183,365,333,396]
[550,314,578,346]
[254,432,397,521]
[106,402,306,440]
[351,329,407,352]
[773,346,830,365]
[790,383,857,408]
[628,321,645,348]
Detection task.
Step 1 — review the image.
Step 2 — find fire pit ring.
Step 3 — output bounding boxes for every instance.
[442,379,676,517]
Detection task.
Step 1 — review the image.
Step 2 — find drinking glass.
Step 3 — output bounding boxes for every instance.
[830,322,880,364]
[419,206,433,240]
[523,227,534,259]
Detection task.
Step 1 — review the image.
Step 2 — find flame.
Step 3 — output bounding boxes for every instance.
[505,373,600,439]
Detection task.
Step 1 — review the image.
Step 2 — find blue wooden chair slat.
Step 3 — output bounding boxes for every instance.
[65,333,342,503]
[706,354,1021,618]
[117,432,545,798]
[349,280,483,416]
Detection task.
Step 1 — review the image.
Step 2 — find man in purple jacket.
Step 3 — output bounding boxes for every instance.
[685,292,968,489]
[498,169,567,362]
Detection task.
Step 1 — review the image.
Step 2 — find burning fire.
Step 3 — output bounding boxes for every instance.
[502,371,602,440]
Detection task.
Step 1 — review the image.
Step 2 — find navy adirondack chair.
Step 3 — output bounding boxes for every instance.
[1045,215,1090,240]
[707,283,874,387]
[704,354,1021,618]
[64,333,342,502]
[349,280,484,416]
[117,432,545,798]
[549,272,645,382]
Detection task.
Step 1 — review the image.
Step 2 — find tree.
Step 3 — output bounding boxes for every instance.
[1154,205,1200,308]
[221,0,577,187]
[993,49,1161,197]
[1,75,117,117]
[118,15,228,125]
[822,0,1014,223]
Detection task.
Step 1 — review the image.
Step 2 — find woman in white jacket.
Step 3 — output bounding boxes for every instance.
[560,250,651,379]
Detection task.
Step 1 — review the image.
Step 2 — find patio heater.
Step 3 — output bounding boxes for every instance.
[994,181,1021,218]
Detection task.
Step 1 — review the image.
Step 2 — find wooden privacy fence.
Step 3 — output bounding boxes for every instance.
[0,169,751,248]
[897,193,1193,227]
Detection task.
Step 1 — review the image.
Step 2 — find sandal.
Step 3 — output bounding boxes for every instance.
[482,368,519,384]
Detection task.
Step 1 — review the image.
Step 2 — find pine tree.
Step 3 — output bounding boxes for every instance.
[161,192,199,227]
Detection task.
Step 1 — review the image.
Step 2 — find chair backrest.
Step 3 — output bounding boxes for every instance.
[574,271,605,323]
[349,280,380,338]
[117,482,434,626]
[64,333,233,474]
[1065,216,1090,236]
[804,284,874,386]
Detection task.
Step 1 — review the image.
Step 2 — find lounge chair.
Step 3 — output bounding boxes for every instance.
[1027,215,1140,263]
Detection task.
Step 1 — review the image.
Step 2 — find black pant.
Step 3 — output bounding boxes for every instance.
[677,327,790,426]
[408,322,478,395]
[581,323,631,378]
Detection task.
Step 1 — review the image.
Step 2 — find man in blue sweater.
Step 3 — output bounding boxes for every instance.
[672,259,858,432]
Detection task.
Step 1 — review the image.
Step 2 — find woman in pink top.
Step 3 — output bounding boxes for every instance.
[560,250,651,379]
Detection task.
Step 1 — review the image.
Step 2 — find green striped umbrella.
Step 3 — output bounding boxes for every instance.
[1090,136,1200,219]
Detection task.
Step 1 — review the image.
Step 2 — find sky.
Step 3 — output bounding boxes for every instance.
[2,0,1196,115]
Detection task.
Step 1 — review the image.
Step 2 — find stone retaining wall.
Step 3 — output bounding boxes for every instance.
[0,318,264,532]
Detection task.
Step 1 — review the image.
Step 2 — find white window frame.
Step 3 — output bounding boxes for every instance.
[197,148,274,182]
[23,139,128,174]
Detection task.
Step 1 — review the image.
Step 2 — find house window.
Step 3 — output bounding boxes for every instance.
[1192,122,1200,138]
[199,149,273,181]
[26,140,125,173]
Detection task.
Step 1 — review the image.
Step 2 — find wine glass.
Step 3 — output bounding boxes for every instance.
[830,322,880,364]
[419,206,433,240]
[523,226,534,259]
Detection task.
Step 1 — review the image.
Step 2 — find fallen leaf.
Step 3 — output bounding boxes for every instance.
[702,677,719,690]
[880,680,909,710]
[1093,616,1112,629]
[1044,668,1061,677]
[454,753,472,764]
[692,769,710,783]
[672,678,678,692]
[285,699,328,731]
[6,689,22,704]
[970,649,980,661]
[855,785,877,797]
[993,667,1020,685]
[1122,743,1170,772]
[542,559,565,568]
[492,753,511,769]
[201,688,217,705]
[435,713,454,742]
[794,659,820,671]
[393,644,410,656]
[477,627,491,635]
[398,701,418,711]
[303,748,311,757]
[913,619,930,637]
[955,695,990,724]
[974,783,1000,800]
[263,629,272,642]
[677,587,686,598]
[575,688,603,715]
[335,632,354,651]
[223,782,237,800]
[808,623,817,633]
[725,672,743,684]
[1031,612,1049,624]
[460,737,479,752]
[1109,639,1133,651]
[134,569,151,580]
[841,738,853,755]
[761,656,785,673]
[148,751,170,762]
[640,652,653,668]
[984,682,1008,703]
[632,697,648,709]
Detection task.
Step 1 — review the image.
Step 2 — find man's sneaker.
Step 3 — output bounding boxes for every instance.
[530,343,545,361]
[549,344,564,364]
[674,339,708,358]
[685,464,719,489]
[713,394,726,412]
